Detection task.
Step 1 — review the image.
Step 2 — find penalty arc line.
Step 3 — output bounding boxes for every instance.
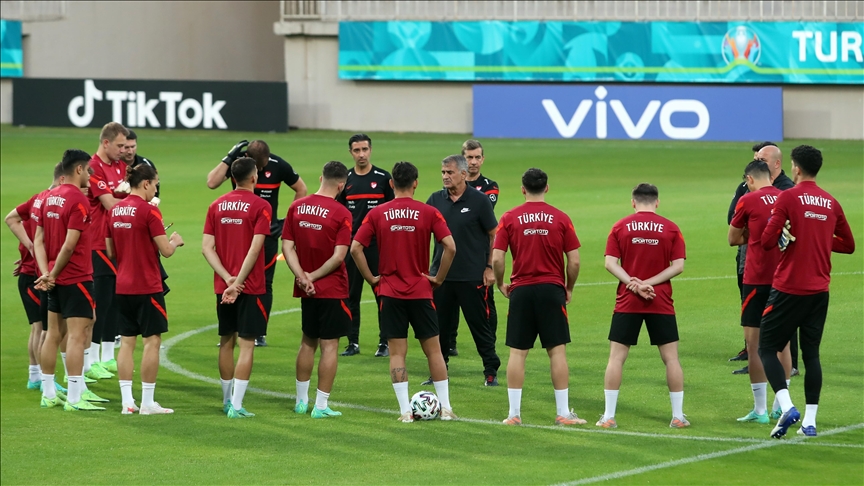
[160,293,864,448]
[553,422,864,486]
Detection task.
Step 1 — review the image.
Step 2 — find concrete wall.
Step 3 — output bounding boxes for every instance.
[1,79,11,123]
[21,1,284,82]
[278,28,864,140]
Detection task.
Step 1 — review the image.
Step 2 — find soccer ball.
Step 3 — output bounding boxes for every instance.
[410,391,441,420]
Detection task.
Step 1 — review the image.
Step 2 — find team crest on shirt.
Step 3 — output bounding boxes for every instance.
[371,182,377,189]
[265,171,272,179]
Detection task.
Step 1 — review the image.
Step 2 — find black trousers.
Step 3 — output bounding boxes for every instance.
[435,281,500,377]
[344,244,384,345]
[451,286,497,349]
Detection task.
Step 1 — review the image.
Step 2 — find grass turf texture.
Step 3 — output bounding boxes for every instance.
[1,125,862,485]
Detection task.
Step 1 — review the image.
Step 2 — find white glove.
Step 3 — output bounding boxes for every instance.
[150,196,161,207]
[115,181,131,194]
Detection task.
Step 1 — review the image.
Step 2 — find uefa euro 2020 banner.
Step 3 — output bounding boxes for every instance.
[339,21,864,84]
[473,84,783,142]
[1,20,23,78]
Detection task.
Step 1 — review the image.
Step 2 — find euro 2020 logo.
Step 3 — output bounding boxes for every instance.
[721,26,761,65]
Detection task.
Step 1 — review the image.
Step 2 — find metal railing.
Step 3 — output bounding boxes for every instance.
[0,0,66,21]
[280,0,864,22]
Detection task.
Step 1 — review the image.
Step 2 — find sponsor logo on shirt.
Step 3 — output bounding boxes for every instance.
[461,208,471,213]
[489,194,497,202]
[390,225,416,232]
[113,222,132,229]
[631,237,660,245]
[46,211,60,219]
[97,181,107,190]
[299,221,323,230]
[523,228,549,236]
[220,217,243,225]
[804,211,828,221]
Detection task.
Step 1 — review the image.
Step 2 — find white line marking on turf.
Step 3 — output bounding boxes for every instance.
[553,423,864,486]
[160,294,864,449]
[571,271,861,287]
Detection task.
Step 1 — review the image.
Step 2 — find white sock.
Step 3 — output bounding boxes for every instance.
[61,352,68,377]
[751,382,768,415]
[68,376,83,404]
[232,378,249,410]
[433,379,452,410]
[83,347,92,372]
[603,389,619,419]
[507,388,522,418]
[554,388,569,417]
[772,379,793,411]
[119,380,134,405]
[41,373,56,399]
[101,341,115,362]
[670,391,684,419]
[775,388,794,412]
[142,382,155,407]
[296,379,310,405]
[90,342,101,368]
[802,404,818,428]
[29,365,41,382]
[315,389,330,410]
[221,379,233,404]
[393,382,410,414]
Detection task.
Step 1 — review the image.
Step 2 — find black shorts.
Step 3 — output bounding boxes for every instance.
[92,249,117,278]
[506,284,571,350]
[301,298,352,340]
[379,297,439,340]
[216,293,268,338]
[17,274,43,325]
[741,284,771,328]
[116,293,169,338]
[760,289,828,354]
[608,312,678,346]
[47,282,95,320]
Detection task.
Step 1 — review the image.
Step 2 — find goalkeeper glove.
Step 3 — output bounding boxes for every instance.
[115,181,131,194]
[150,196,161,207]
[222,140,249,166]
[778,220,796,252]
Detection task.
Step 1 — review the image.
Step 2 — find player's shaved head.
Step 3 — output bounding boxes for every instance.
[392,161,419,190]
[632,183,659,204]
[522,168,548,195]
[744,160,771,180]
[60,149,91,176]
[791,145,823,177]
[322,160,348,182]
[231,157,258,184]
[246,140,270,170]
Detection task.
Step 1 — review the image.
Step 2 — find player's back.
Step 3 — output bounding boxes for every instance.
[41,184,92,284]
[109,195,163,295]
[733,186,782,286]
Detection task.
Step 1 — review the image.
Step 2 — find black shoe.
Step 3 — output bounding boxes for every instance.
[255,336,268,347]
[484,375,499,387]
[375,343,389,357]
[421,376,433,385]
[340,343,360,356]
[448,347,459,357]
[732,365,749,375]
[729,348,748,361]
[790,368,800,377]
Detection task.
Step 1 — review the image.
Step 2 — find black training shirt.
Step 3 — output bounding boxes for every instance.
[230,153,300,236]
[467,173,500,209]
[426,186,498,282]
[130,154,159,198]
[337,165,395,237]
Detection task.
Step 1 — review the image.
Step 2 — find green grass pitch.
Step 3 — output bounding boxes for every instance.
[1,125,862,485]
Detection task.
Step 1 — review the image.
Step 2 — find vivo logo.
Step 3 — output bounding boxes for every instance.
[68,80,227,129]
[542,86,709,140]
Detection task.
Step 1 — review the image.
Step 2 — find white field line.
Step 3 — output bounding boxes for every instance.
[160,290,864,448]
[554,422,864,486]
[571,270,862,287]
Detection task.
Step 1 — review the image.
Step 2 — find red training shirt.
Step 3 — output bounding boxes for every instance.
[88,154,128,251]
[761,181,855,295]
[730,186,782,286]
[108,194,166,295]
[493,201,580,291]
[203,189,272,295]
[15,190,50,277]
[353,198,451,300]
[605,211,686,315]
[38,184,93,285]
[282,194,352,299]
